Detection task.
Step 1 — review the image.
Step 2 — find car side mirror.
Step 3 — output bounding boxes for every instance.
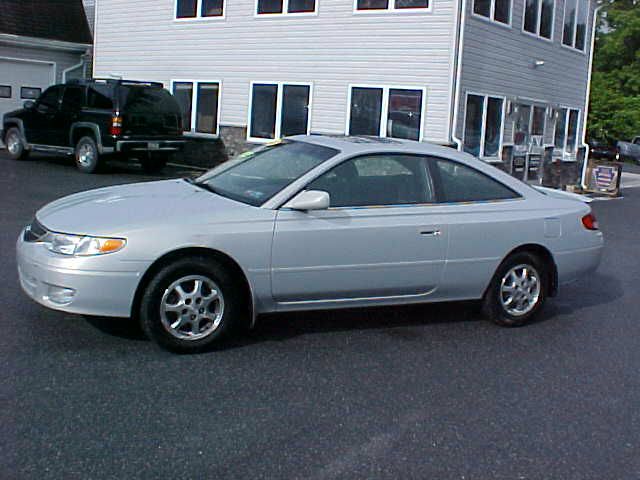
[23,100,35,110]
[283,190,330,211]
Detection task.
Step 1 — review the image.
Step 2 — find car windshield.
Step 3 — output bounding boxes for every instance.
[195,140,339,206]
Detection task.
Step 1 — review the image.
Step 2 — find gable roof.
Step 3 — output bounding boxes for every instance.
[0,0,92,45]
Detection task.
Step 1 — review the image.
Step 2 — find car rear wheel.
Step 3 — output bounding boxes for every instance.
[75,136,101,173]
[5,128,30,161]
[139,256,245,352]
[482,252,547,327]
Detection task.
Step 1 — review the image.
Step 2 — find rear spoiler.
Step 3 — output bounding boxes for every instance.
[533,186,593,203]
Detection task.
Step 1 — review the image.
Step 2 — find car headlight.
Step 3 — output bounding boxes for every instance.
[43,232,126,256]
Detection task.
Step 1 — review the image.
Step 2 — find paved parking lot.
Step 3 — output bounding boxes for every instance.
[1,151,639,479]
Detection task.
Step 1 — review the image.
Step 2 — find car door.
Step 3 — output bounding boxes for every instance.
[271,153,447,304]
[56,86,85,146]
[24,86,62,145]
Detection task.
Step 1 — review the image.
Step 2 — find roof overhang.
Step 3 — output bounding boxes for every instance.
[0,33,91,53]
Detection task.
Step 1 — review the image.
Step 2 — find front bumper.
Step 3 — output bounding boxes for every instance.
[16,232,145,318]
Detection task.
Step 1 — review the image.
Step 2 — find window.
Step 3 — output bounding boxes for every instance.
[308,154,435,207]
[348,86,425,141]
[512,103,546,147]
[61,86,85,111]
[433,159,519,203]
[0,86,10,98]
[257,0,316,14]
[249,82,311,141]
[21,87,42,100]
[87,87,114,110]
[554,108,580,153]
[197,140,338,206]
[523,0,554,39]
[176,0,224,19]
[34,87,59,109]
[463,94,504,158]
[531,105,546,136]
[356,0,430,12]
[171,81,220,135]
[473,0,511,24]
[563,0,588,50]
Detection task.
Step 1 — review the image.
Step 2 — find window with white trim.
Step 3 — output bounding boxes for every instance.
[523,0,553,39]
[356,0,430,12]
[249,83,311,141]
[463,94,504,158]
[512,103,546,147]
[0,85,11,98]
[257,0,316,14]
[172,81,220,135]
[348,86,425,141]
[562,0,588,50]
[554,108,580,153]
[473,0,511,25]
[176,0,224,19]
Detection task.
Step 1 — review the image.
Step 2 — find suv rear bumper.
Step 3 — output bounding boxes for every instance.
[116,140,186,154]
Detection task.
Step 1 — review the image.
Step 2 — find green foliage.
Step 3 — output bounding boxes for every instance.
[588,0,640,141]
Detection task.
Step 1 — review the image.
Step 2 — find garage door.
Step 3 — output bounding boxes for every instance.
[0,58,55,122]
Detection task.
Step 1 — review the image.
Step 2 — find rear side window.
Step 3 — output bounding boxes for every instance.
[61,86,85,111]
[433,159,519,203]
[87,86,114,109]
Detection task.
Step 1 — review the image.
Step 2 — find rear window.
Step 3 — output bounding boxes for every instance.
[119,86,179,114]
[87,86,114,110]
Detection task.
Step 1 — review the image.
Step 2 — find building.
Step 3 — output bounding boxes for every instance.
[0,0,93,120]
[92,0,597,180]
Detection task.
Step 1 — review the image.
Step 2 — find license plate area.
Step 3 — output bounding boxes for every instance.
[148,142,160,150]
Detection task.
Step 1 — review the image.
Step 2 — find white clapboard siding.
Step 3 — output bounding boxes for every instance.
[93,0,458,143]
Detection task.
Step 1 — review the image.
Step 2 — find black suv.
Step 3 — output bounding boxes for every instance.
[2,79,185,173]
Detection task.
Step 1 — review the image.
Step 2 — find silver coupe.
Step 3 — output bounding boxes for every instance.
[17,135,604,352]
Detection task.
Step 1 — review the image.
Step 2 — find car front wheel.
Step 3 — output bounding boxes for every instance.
[482,252,547,327]
[75,136,100,173]
[5,127,30,161]
[139,256,245,352]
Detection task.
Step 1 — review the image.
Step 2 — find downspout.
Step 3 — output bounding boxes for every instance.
[580,1,603,189]
[450,0,468,150]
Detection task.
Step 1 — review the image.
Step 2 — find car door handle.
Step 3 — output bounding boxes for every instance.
[420,229,442,237]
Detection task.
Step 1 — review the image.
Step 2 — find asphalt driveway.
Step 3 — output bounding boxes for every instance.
[1,151,639,479]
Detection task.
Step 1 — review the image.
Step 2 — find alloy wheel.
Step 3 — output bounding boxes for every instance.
[499,264,541,317]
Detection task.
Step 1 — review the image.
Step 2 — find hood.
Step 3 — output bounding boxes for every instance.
[3,108,27,120]
[36,179,256,237]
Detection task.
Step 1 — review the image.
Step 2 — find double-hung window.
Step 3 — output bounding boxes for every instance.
[463,94,504,159]
[523,0,554,39]
[249,82,311,142]
[355,0,430,13]
[176,0,224,19]
[562,0,588,51]
[473,0,511,25]
[257,0,316,14]
[172,81,221,135]
[348,86,425,141]
[554,108,580,154]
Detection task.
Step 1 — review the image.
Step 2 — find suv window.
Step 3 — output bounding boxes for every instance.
[36,86,62,111]
[433,159,519,203]
[87,86,114,110]
[308,154,435,207]
[61,86,85,111]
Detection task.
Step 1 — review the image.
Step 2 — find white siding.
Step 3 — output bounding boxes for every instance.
[93,0,458,143]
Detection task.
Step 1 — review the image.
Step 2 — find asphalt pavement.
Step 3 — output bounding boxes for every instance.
[1,151,639,479]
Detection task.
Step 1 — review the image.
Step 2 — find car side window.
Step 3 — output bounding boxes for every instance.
[36,87,61,111]
[61,86,85,111]
[432,158,519,203]
[307,154,435,208]
[87,87,114,110]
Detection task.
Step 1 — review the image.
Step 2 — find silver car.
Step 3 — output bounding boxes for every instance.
[17,136,604,352]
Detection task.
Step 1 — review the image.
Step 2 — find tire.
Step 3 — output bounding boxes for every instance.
[75,136,100,173]
[5,127,30,161]
[139,256,247,353]
[481,252,547,327]
[140,154,168,174]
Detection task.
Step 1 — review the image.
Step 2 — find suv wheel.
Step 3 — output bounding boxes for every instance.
[482,252,547,327]
[5,128,30,161]
[139,256,247,353]
[75,136,100,173]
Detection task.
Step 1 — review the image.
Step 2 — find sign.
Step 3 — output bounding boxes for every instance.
[584,160,622,196]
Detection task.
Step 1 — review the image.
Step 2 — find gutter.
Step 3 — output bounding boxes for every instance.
[0,33,91,53]
[450,0,468,150]
[580,1,604,189]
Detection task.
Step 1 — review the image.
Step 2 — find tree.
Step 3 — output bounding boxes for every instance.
[588,0,640,141]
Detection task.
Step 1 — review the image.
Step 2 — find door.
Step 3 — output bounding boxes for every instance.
[0,58,54,126]
[271,154,446,304]
[24,85,63,145]
[56,86,85,146]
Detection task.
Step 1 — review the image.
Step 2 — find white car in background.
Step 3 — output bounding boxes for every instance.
[17,135,604,352]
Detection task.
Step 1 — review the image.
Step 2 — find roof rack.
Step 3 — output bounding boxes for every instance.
[66,78,164,88]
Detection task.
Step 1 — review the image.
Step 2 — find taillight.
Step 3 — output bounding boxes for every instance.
[110,113,122,136]
[582,213,599,231]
